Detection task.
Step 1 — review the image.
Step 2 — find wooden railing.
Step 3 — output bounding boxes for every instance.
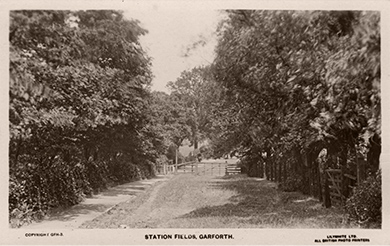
[225,164,241,175]
[157,161,241,176]
[178,161,237,176]
[156,161,196,175]
[176,161,196,168]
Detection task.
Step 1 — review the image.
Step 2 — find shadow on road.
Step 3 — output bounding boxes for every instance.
[21,175,171,229]
[47,203,110,222]
[99,186,146,197]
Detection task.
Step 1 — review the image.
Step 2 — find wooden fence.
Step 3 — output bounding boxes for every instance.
[176,161,242,176]
[156,161,197,175]
[156,163,176,175]
[225,164,241,175]
[157,160,241,177]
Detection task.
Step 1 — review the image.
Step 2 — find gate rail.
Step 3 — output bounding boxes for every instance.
[325,169,357,207]
[177,161,235,176]
[158,160,240,176]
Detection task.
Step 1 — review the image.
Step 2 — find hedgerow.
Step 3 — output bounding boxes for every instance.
[9,10,163,227]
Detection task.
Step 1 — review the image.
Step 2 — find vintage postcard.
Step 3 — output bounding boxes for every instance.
[1,0,389,245]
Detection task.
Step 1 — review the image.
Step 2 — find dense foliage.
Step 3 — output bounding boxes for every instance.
[167,67,217,150]
[207,10,380,223]
[9,10,159,227]
[345,171,381,227]
[148,91,190,164]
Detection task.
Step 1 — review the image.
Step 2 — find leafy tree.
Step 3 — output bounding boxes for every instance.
[210,9,380,212]
[147,91,191,164]
[9,10,156,227]
[167,66,215,150]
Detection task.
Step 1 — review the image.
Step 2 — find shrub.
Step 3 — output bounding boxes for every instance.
[239,156,257,177]
[279,172,303,192]
[345,170,381,227]
[9,157,88,228]
[85,159,109,192]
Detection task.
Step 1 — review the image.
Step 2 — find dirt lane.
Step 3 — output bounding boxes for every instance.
[81,173,236,228]
[22,176,171,229]
[81,173,350,229]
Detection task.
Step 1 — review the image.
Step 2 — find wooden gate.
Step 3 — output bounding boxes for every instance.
[325,169,344,206]
[176,161,233,176]
[225,164,241,175]
[325,169,357,207]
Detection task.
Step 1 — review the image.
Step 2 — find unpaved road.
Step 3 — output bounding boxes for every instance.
[81,173,237,228]
[80,171,348,229]
[22,175,171,229]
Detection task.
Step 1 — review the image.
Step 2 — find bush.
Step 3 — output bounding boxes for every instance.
[279,172,303,192]
[185,154,196,162]
[240,156,259,177]
[85,159,109,193]
[199,145,213,159]
[9,152,157,228]
[9,157,88,228]
[345,171,381,227]
[106,156,141,184]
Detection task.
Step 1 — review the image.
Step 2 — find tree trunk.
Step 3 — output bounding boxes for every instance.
[309,155,314,196]
[317,162,323,202]
[265,157,270,180]
[273,157,277,182]
[301,152,310,195]
[367,133,381,173]
[357,156,366,184]
[194,139,198,150]
[283,160,287,184]
[259,159,264,178]
[175,147,178,173]
[193,123,199,150]
[277,158,282,183]
[323,171,331,208]
[273,159,276,181]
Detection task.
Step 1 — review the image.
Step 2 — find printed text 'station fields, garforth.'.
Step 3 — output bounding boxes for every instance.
[145,234,234,240]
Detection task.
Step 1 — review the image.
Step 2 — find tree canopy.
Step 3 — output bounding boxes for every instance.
[9,10,157,227]
[209,10,380,204]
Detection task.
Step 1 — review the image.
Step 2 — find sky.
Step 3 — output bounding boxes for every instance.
[123,9,224,93]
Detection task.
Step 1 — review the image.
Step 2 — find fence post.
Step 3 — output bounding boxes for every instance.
[175,148,178,174]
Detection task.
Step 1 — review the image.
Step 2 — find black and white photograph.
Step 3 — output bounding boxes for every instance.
[1,0,389,245]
